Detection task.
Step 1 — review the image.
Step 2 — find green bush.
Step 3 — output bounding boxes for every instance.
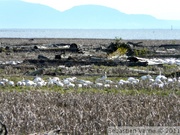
[134,48,148,56]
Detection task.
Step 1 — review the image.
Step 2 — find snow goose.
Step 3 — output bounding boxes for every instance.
[155,69,167,81]
[95,82,103,88]
[1,78,8,83]
[33,76,43,83]
[66,82,75,88]
[55,80,64,87]
[118,79,129,85]
[47,77,54,86]
[52,77,60,84]
[104,83,111,88]
[141,74,152,81]
[128,77,139,84]
[36,80,47,87]
[66,77,77,82]
[8,81,15,86]
[96,72,107,82]
[25,80,36,86]
[0,81,5,86]
[77,79,93,87]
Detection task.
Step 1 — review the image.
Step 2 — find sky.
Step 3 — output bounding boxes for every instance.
[21,0,180,20]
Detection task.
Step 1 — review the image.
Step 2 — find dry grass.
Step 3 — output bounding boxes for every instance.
[0,90,179,134]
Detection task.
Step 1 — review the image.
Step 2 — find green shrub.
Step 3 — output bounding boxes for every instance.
[134,48,149,56]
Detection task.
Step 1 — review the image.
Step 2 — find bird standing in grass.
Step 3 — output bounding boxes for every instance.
[96,71,107,82]
[155,69,167,81]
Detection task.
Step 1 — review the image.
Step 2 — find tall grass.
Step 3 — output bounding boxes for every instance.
[0,90,179,134]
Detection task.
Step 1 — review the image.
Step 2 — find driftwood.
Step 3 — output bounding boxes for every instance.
[127,56,139,62]
[159,44,180,49]
[127,41,143,47]
[23,56,148,68]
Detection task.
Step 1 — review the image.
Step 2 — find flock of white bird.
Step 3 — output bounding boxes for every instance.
[0,60,23,65]
[0,71,180,89]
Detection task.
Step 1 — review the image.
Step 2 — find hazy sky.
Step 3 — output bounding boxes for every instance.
[22,0,180,20]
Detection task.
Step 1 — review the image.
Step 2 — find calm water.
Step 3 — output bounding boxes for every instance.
[0,29,180,39]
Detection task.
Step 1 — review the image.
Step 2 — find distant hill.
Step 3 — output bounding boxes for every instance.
[0,1,61,28]
[0,0,179,29]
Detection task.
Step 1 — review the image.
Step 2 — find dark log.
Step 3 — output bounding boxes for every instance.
[127,56,139,62]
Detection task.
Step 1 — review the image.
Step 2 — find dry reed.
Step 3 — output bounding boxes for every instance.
[0,90,179,134]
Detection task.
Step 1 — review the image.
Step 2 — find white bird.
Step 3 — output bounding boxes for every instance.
[127,77,136,82]
[77,84,83,88]
[173,77,177,82]
[152,80,164,88]
[167,78,174,84]
[21,81,26,86]
[158,83,164,88]
[55,80,64,87]
[17,81,23,86]
[16,78,26,86]
[77,79,93,87]
[114,85,118,88]
[132,79,139,84]
[82,83,89,87]
[118,79,129,85]
[95,82,103,88]
[11,61,17,65]
[52,77,60,83]
[96,72,107,82]
[67,82,75,88]
[0,81,5,86]
[36,80,46,87]
[8,81,15,86]
[101,71,107,80]
[149,78,155,83]
[66,77,77,82]
[25,80,36,86]
[1,78,8,83]
[47,77,54,86]
[118,81,124,85]
[63,79,70,85]
[141,74,152,81]
[127,77,139,84]
[155,69,167,81]
[104,79,114,84]
[104,83,110,88]
[33,76,43,83]
[155,78,163,84]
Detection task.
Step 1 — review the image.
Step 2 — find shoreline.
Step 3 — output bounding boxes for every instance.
[0,38,180,47]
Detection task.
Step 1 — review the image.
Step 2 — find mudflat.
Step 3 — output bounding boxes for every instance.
[1,38,180,46]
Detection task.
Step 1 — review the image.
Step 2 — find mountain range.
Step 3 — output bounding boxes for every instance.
[0,0,180,29]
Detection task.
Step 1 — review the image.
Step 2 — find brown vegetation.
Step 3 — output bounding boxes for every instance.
[0,91,179,134]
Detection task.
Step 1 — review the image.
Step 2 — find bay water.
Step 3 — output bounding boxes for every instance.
[0,29,180,39]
